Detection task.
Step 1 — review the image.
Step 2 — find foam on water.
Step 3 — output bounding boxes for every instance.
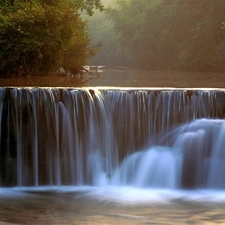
[0,188,34,198]
[2,186,225,205]
[81,186,225,204]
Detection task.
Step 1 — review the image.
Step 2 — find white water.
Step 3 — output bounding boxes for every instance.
[1,88,225,225]
[110,146,181,189]
[1,88,225,190]
[2,185,225,205]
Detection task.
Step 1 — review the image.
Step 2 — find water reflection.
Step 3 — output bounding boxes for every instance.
[1,187,225,224]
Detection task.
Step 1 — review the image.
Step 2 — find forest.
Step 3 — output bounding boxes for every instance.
[1,0,225,77]
[89,0,225,72]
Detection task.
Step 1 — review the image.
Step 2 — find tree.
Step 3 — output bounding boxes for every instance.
[0,0,103,77]
[77,0,103,15]
[108,0,225,71]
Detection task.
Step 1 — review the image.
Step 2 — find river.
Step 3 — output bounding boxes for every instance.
[1,187,225,224]
[1,72,225,224]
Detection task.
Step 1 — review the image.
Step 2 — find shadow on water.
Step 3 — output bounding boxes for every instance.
[0,76,89,88]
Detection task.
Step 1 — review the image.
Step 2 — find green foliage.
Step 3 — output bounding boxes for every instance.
[0,0,102,77]
[75,0,104,16]
[108,0,225,71]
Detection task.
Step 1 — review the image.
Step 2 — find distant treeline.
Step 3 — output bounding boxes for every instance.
[89,0,225,72]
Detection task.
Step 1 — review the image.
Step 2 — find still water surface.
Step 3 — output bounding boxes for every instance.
[1,186,225,224]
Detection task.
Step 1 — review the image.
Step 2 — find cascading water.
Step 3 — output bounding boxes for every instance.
[0,88,225,190]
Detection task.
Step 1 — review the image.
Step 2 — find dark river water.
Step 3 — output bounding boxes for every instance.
[1,68,225,88]
[1,186,225,224]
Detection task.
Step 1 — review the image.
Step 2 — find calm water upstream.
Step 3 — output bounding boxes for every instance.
[1,187,225,224]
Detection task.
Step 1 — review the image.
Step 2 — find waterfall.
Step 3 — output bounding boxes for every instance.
[0,88,225,189]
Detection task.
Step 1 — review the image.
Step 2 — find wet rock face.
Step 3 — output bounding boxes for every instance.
[1,88,225,188]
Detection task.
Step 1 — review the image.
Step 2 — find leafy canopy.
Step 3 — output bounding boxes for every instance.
[0,0,102,77]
